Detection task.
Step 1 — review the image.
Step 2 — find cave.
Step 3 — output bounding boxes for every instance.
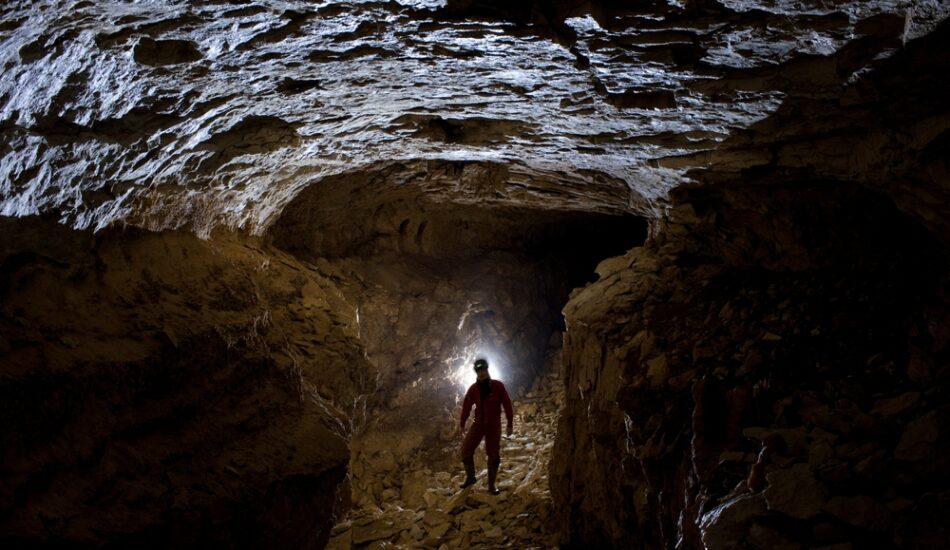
[1,1,949,549]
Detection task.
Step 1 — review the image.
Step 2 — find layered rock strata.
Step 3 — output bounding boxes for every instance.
[4,0,944,232]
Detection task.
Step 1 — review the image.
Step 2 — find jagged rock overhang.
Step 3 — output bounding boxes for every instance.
[8,0,943,234]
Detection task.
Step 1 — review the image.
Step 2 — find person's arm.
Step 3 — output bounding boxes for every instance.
[501,383,513,436]
[460,387,473,431]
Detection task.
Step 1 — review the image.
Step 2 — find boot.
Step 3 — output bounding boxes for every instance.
[459,456,476,489]
[487,458,500,495]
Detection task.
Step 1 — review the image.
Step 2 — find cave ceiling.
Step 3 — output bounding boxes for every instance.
[0,0,946,234]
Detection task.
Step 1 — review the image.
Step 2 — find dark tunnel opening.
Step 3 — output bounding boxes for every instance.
[522,212,649,287]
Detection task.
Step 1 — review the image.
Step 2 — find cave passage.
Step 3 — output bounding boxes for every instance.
[2,0,949,547]
[266,163,647,546]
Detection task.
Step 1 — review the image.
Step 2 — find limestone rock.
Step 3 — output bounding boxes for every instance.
[2,1,950,549]
[424,510,452,528]
[699,493,767,550]
[823,496,893,532]
[351,517,398,546]
[764,464,828,519]
[0,222,365,548]
[871,392,920,417]
[895,410,944,461]
[428,521,452,539]
[133,37,202,66]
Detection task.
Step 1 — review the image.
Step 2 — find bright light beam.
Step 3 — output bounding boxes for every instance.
[449,343,507,391]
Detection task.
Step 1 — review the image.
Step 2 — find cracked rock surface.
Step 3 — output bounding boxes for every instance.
[3,0,945,233]
[2,1,950,549]
[0,218,371,548]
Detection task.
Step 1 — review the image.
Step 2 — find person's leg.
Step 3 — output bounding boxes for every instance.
[459,424,483,489]
[486,428,502,494]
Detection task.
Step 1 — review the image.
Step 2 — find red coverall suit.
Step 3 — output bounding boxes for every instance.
[460,379,514,462]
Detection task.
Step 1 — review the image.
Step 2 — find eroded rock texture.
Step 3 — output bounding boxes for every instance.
[266,158,644,510]
[552,19,950,550]
[554,185,949,549]
[3,0,944,233]
[327,352,566,548]
[1,0,949,549]
[0,218,371,548]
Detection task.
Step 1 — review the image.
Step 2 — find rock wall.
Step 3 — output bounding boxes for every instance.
[266,159,646,511]
[0,217,372,548]
[551,21,950,550]
[553,184,949,548]
[6,0,944,233]
[551,20,950,549]
[2,1,949,548]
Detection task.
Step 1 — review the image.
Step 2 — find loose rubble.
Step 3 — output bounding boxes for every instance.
[327,364,565,549]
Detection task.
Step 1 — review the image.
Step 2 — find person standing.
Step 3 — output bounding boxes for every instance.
[459,358,514,495]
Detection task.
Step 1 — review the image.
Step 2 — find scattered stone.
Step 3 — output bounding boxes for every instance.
[325,529,351,550]
[351,517,398,545]
[329,367,564,548]
[823,496,893,532]
[699,493,767,550]
[871,392,920,417]
[895,410,942,461]
[3,3,948,550]
[423,509,452,527]
[764,463,827,519]
[747,522,800,550]
[483,524,504,539]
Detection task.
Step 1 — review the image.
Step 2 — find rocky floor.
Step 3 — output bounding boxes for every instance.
[327,363,565,549]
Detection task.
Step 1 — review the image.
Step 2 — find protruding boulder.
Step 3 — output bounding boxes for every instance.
[823,495,894,532]
[764,463,828,519]
[699,493,767,550]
